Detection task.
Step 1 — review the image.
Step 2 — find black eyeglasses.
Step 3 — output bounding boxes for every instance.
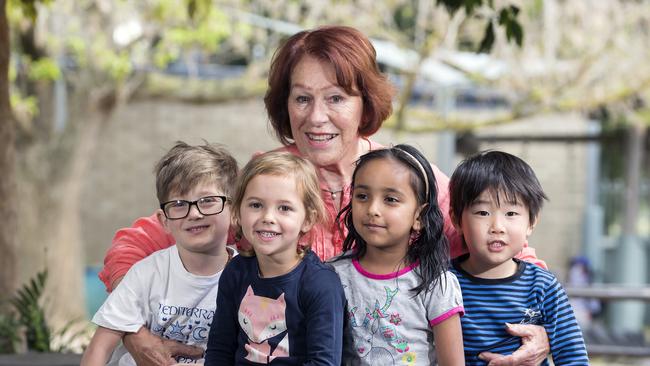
[160,195,228,220]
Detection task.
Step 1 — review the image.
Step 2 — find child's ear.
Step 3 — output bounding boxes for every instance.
[156,209,173,234]
[450,208,461,231]
[411,203,427,231]
[527,216,540,237]
[300,209,317,234]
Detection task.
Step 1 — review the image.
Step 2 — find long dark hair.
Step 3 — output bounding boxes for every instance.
[336,144,449,295]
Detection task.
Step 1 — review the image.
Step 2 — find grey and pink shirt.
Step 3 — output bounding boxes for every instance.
[330,255,464,365]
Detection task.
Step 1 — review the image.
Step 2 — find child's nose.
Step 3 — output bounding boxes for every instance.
[489,216,505,233]
[187,203,204,218]
[367,199,381,217]
[262,208,276,224]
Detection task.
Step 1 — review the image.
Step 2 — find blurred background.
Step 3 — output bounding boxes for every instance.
[0,0,648,364]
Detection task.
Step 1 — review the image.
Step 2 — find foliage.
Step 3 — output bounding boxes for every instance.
[479,5,522,52]
[2,270,89,353]
[7,0,52,22]
[27,57,61,81]
[437,0,523,52]
[10,92,38,119]
[0,310,20,354]
[9,270,50,352]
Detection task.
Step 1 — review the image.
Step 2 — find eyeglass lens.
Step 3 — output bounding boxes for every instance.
[164,196,224,219]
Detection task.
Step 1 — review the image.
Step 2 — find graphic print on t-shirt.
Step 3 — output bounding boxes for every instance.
[150,302,215,363]
[238,285,290,364]
[347,286,413,365]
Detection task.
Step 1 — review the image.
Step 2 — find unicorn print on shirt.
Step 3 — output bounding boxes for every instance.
[348,286,411,365]
[238,286,290,364]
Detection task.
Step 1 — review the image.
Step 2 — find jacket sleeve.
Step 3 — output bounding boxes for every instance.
[204,265,239,365]
[429,164,464,258]
[98,213,174,292]
[302,268,346,366]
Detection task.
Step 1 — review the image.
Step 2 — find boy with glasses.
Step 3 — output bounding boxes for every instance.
[82,141,238,366]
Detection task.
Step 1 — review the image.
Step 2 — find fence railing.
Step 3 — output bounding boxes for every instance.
[565,285,650,357]
[565,285,650,301]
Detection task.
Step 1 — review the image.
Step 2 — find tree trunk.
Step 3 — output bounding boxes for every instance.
[0,0,17,302]
[15,100,107,331]
[45,109,104,329]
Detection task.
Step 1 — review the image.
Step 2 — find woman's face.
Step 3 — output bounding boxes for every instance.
[288,55,364,168]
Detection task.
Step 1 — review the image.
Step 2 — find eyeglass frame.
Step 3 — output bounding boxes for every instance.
[159,195,228,220]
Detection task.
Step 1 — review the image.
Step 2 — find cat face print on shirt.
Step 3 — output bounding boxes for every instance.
[238,285,290,363]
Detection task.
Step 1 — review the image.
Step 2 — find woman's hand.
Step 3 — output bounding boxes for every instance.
[123,327,204,366]
[478,323,550,366]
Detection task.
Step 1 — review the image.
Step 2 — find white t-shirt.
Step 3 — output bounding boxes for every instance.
[330,256,464,366]
[92,245,235,365]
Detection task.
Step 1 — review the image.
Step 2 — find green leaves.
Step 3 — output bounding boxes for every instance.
[8,0,52,22]
[478,5,523,53]
[9,270,51,352]
[438,0,483,16]
[498,6,523,46]
[27,58,61,81]
[4,270,88,353]
[0,312,20,354]
[436,0,523,52]
[186,0,212,21]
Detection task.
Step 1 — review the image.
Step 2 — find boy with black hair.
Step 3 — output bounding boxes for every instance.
[448,150,588,365]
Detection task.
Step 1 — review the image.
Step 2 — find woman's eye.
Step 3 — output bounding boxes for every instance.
[330,95,343,103]
[296,95,309,103]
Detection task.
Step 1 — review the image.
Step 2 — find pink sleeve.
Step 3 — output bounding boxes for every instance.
[98,213,174,292]
[430,164,465,258]
[515,245,547,269]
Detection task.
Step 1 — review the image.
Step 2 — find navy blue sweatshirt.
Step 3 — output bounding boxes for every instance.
[205,250,345,365]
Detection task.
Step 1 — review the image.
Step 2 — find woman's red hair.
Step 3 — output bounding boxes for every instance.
[264,25,395,145]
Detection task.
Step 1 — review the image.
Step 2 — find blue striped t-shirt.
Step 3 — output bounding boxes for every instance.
[450,256,589,365]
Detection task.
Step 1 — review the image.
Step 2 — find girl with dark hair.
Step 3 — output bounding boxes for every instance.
[331,144,464,365]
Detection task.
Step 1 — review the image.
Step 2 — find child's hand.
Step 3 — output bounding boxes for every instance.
[478,323,549,366]
[123,327,204,366]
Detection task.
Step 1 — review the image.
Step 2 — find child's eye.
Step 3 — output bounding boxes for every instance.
[474,210,489,216]
[385,196,399,203]
[354,193,367,201]
[169,201,188,209]
[506,211,519,217]
[248,202,262,209]
[279,205,293,212]
[200,196,218,203]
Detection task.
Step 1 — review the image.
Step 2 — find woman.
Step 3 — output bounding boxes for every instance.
[101,25,549,366]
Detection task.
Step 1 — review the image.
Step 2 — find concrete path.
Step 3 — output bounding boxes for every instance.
[0,352,81,365]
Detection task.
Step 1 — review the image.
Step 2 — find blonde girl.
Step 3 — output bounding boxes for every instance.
[205,151,346,366]
[331,144,465,365]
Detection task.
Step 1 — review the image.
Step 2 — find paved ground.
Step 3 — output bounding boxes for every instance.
[0,353,81,365]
